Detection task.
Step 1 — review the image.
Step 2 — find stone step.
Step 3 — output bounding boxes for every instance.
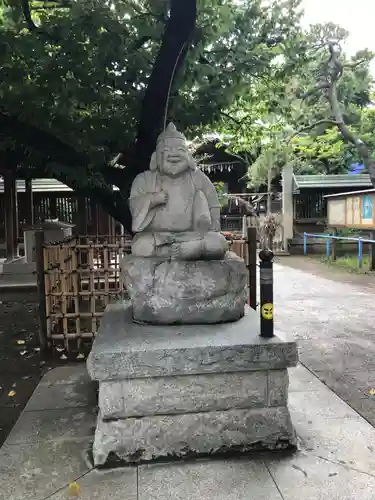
[93,406,296,465]
[99,369,288,420]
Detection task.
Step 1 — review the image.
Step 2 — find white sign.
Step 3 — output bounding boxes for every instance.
[328,199,346,226]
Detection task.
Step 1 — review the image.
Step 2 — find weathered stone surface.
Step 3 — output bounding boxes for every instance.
[92,406,297,465]
[87,303,299,381]
[128,123,228,262]
[122,252,247,324]
[268,369,289,407]
[99,371,267,419]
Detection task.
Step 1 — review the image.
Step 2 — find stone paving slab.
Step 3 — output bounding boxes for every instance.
[24,374,97,411]
[274,261,375,431]
[2,360,375,499]
[49,468,138,500]
[40,364,92,385]
[267,453,375,500]
[0,439,92,500]
[138,459,283,500]
[6,407,96,445]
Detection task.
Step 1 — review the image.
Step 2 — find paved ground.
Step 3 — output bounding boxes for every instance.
[2,257,375,498]
[276,255,375,289]
[275,257,375,428]
[0,289,73,448]
[2,364,375,500]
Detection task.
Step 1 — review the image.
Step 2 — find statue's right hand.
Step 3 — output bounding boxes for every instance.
[152,191,168,206]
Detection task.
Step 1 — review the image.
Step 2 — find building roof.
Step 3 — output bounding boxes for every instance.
[325,188,375,198]
[0,178,120,193]
[0,179,72,193]
[293,174,372,191]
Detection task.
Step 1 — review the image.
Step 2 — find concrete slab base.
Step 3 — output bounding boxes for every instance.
[2,364,375,499]
[87,303,298,465]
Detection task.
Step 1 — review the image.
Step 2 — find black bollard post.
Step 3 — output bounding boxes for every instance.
[259,248,274,338]
[247,226,257,310]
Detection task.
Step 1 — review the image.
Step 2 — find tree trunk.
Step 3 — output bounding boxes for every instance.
[327,67,375,186]
[129,0,197,178]
[267,166,272,216]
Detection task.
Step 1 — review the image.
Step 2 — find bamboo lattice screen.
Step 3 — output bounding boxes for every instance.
[41,235,247,355]
[42,235,131,355]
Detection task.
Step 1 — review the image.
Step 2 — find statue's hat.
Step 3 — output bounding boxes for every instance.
[156,123,186,144]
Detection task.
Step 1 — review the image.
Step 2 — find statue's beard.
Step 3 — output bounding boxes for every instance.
[161,161,189,177]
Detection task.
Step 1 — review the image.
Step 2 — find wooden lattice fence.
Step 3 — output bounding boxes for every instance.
[38,235,249,356]
[41,235,131,357]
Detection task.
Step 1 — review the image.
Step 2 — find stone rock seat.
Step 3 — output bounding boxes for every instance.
[121,251,247,325]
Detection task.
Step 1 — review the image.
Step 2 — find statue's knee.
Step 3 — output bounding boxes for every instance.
[132,235,155,257]
[204,232,228,258]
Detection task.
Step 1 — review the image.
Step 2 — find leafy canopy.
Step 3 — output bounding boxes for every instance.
[213,21,375,186]
[0,0,303,226]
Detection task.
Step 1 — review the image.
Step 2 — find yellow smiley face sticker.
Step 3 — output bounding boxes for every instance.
[261,303,273,320]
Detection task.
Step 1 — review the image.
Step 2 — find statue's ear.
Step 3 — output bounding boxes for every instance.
[188,153,197,171]
[150,152,157,171]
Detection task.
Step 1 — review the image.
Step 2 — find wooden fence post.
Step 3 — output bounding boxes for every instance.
[370,231,375,271]
[35,230,48,351]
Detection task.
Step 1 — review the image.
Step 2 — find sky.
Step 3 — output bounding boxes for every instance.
[301,0,375,73]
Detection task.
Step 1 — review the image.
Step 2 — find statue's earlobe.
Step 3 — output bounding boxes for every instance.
[150,152,157,171]
[188,153,197,171]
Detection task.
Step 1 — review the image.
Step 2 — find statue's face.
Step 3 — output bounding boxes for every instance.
[158,138,190,177]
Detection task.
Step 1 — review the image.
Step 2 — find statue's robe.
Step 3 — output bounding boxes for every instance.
[129,169,221,256]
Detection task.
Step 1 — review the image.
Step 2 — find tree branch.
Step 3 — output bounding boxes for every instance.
[0,112,88,167]
[327,79,375,183]
[297,41,375,185]
[343,59,368,70]
[220,112,241,125]
[21,0,55,40]
[0,111,135,226]
[301,82,330,100]
[289,119,339,141]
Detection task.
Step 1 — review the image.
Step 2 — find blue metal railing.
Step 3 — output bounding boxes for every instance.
[303,232,375,268]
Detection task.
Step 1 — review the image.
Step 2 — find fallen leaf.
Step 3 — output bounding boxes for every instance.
[20,351,27,356]
[68,482,81,497]
[8,391,16,397]
[369,388,375,396]
[17,340,25,345]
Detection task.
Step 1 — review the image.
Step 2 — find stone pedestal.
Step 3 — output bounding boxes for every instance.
[121,251,247,324]
[87,303,298,466]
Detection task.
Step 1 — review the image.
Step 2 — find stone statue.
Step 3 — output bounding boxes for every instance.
[122,123,247,325]
[129,123,229,260]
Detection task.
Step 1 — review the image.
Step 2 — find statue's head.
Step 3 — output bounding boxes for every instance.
[150,123,196,177]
